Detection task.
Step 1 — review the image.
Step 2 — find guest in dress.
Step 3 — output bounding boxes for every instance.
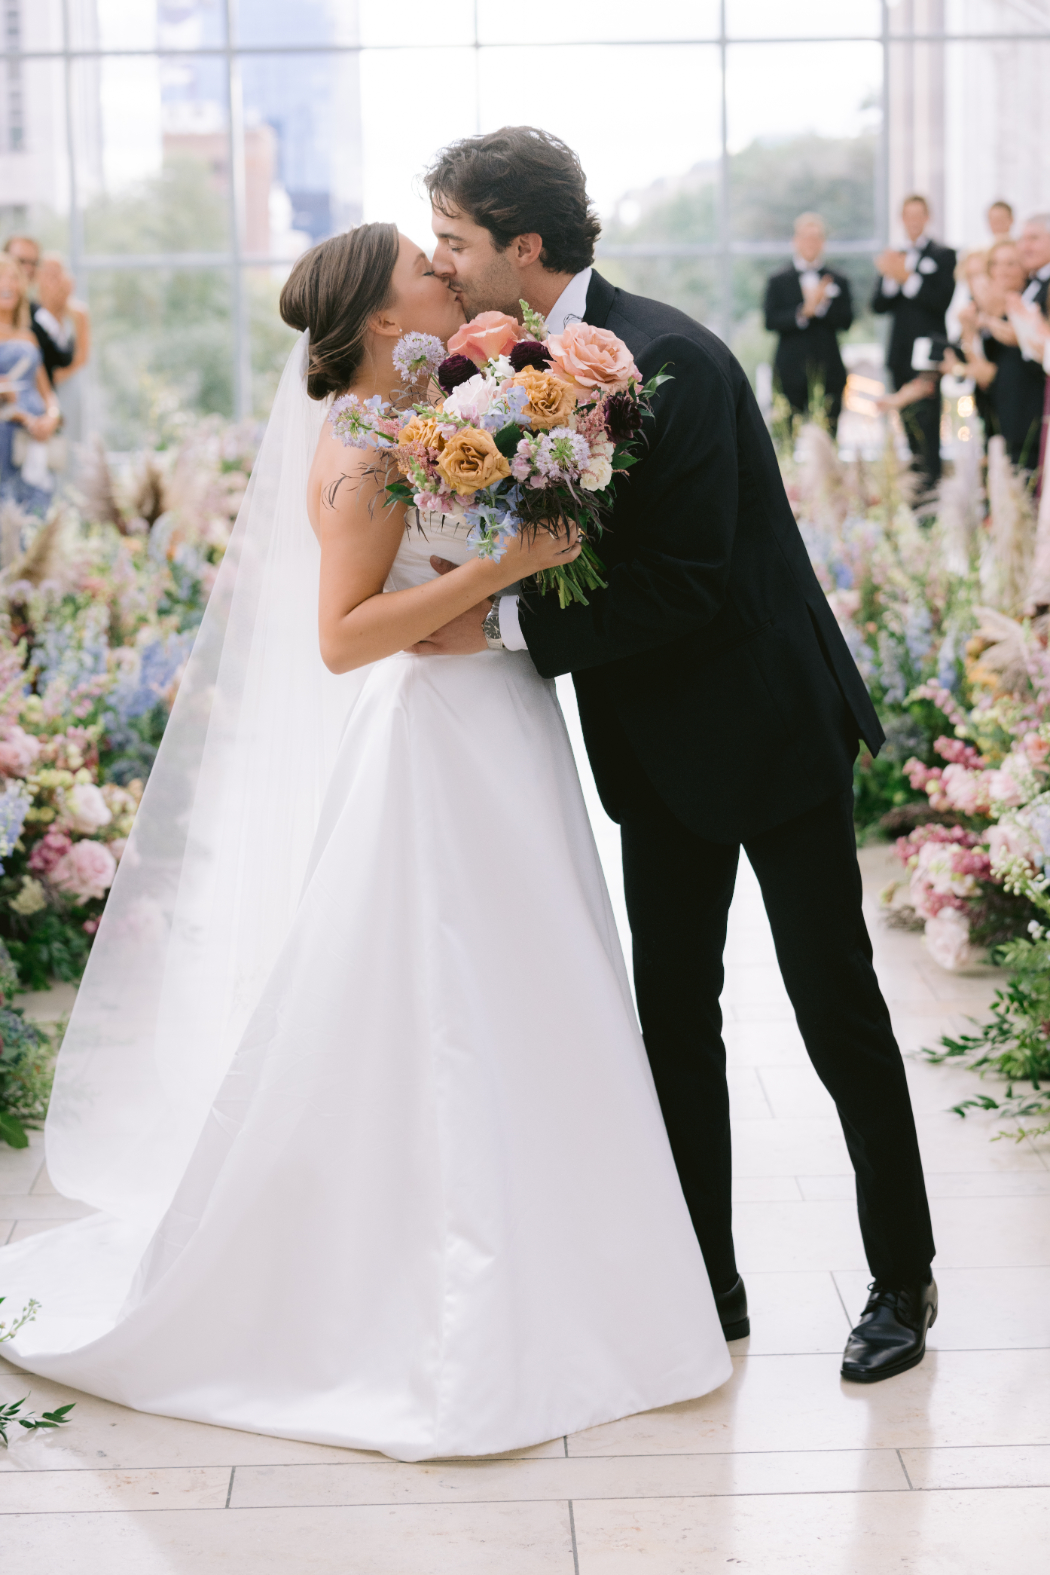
[0,256,63,513]
[872,195,957,497]
[2,235,90,389]
[763,212,853,435]
[947,242,1044,468]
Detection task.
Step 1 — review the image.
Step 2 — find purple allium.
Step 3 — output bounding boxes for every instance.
[603,391,644,443]
[508,340,552,374]
[436,354,478,394]
[392,332,446,382]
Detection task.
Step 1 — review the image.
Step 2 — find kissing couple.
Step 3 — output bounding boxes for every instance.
[0,126,936,1462]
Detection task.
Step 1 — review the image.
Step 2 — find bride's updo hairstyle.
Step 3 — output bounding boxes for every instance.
[279,222,400,400]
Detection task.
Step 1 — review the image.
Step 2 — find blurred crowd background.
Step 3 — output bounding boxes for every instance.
[1,0,1048,466]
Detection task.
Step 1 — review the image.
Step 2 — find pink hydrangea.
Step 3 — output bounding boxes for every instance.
[28,827,73,875]
[0,725,41,778]
[940,763,994,817]
[49,839,117,903]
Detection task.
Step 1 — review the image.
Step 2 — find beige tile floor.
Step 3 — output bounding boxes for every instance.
[2,841,1049,1570]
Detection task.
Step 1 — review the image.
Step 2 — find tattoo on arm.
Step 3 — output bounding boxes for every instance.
[322,473,354,510]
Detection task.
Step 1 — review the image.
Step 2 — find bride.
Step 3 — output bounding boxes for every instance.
[0,223,730,1461]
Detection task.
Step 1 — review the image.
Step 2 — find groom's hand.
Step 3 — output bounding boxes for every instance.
[407,556,491,655]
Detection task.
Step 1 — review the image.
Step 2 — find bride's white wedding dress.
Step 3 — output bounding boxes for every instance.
[0,350,730,1462]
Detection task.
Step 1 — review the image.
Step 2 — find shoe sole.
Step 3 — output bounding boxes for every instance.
[840,1341,928,1384]
[721,1316,750,1341]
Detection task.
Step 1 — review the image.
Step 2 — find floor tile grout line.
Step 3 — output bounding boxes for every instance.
[8,1483,1050,1515]
[567,1499,580,1575]
[563,1435,568,1458]
[896,1448,915,1490]
[753,1068,778,1121]
[830,1271,854,1326]
[225,1466,235,1509]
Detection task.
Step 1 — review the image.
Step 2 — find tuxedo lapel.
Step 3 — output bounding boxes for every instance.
[584,269,617,327]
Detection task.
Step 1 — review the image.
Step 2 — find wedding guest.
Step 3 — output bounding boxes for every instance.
[35,253,91,386]
[1017,212,1050,318]
[0,255,63,513]
[872,195,957,496]
[947,241,1044,467]
[986,200,1014,241]
[763,212,853,435]
[2,235,90,388]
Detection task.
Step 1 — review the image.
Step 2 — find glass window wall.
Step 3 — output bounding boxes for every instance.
[1,0,1046,445]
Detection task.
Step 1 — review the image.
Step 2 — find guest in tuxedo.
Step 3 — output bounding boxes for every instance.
[986,200,1014,242]
[1017,213,1050,318]
[872,195,957,497]
[764,213,853,435]
[2,236,90,389]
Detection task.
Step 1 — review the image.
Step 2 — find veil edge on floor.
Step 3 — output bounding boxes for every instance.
[44,333,366,1223]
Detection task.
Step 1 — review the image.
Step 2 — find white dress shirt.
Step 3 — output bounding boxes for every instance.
[1021,261,1050,306]
[879,234,933,300]
[497,267,593,653]
[792,253,838,328]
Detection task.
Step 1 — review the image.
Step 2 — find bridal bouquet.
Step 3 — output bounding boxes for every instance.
[329,302,667,607]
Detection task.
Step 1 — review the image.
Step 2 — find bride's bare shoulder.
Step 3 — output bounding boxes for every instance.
[307,419,397,539]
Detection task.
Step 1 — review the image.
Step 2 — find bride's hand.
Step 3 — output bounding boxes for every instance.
[499,519,582,576]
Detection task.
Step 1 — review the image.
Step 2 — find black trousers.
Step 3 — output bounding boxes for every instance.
[894,373,942,492]
[620,784,935,1295]
[781,376,843,437]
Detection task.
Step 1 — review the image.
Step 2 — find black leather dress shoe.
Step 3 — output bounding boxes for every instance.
[841,1277,938,1383]
[714,1275,749,1340]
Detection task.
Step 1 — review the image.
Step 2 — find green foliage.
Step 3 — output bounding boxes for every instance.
[0,1295,40,1342]
[81,158,296,447]
[921,932,1050,1139]
[3,908,92,992]
[0,1392,75,1447]
[0,938,60,1147]
[601,133,879,345]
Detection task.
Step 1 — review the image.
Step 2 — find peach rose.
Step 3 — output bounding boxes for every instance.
[447,312,524,367]
[544,322,641,393]
[395,413,447,473]
[436,427,512,495]
[509,366,578,430]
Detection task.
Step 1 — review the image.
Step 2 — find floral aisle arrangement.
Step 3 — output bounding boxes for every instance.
[329,303,666,608]
[0,418,255,1009]
[786,417,1050,1138]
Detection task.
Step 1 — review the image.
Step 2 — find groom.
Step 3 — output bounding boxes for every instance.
[416,126,936,1383]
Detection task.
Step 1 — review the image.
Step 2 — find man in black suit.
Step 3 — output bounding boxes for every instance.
[872,195,956,496]
[764,212,852,434]
[420,127,936,1384]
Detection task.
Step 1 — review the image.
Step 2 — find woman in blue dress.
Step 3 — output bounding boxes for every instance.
[0,254,62,514]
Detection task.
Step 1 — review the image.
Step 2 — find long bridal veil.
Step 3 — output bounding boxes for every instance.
[44,334,364,1224]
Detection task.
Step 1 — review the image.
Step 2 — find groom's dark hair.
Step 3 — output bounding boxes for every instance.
[425,127,601,276]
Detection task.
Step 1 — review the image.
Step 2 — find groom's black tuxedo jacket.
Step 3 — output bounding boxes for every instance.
[517,270,884,844]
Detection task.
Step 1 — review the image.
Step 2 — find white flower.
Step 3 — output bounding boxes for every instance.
[580,437,615,492]
[924,907,984,972]
[580,456,613,491]
[61,782,112,836]
[9,876,47,916]
[487,354,514,382]
[443,373,499,423]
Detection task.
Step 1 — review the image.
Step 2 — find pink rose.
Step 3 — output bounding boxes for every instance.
[28,827,72,875]
[544,322,642,393]
[49,839,117,903]
[0,725,41,778]
[447,312,524,367]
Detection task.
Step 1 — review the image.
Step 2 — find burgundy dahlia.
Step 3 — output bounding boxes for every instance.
[436,353,478,394]
[508,340,552,374]
[604,391,644,442]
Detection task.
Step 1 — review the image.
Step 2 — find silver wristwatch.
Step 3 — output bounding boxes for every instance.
[482,600,504,650]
